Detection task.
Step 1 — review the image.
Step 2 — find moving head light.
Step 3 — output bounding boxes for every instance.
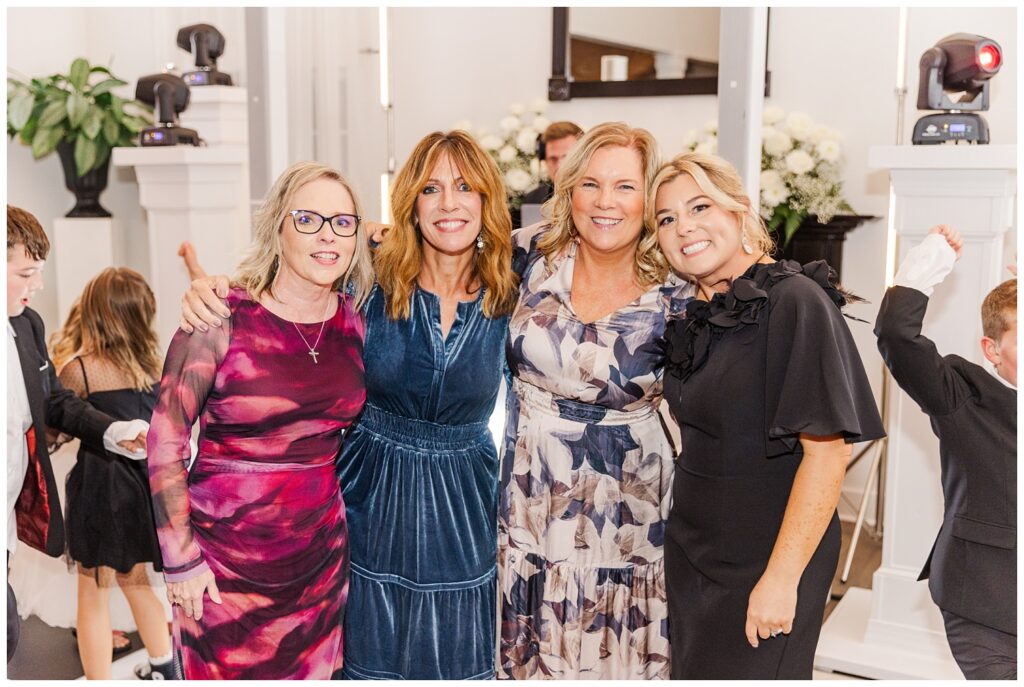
[177,23,233,86]
[135,73,201,147]
[913,33,1002,145]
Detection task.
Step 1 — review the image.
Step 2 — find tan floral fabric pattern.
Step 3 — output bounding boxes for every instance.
[497,224,692,679]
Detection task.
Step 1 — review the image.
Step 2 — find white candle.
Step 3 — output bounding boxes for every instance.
[600,55,629,81]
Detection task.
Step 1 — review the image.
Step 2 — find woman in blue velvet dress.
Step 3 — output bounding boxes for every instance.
[336,131,518,679]
[177,133,517,679]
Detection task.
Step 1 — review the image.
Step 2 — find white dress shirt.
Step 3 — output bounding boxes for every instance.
[894,233,1016,390]
[7,322,32,554]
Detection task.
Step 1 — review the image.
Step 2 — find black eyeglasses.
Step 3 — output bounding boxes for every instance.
[289,210,361,237]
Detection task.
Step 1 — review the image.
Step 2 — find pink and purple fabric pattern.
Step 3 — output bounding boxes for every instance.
[147,288,365,679]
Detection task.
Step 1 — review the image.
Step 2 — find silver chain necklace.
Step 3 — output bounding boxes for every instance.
[291,296,332,364]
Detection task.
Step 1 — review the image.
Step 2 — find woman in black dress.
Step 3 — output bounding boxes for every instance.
[650,153,884,679]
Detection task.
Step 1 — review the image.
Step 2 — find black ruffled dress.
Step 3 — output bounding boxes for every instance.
[661,260,885,679]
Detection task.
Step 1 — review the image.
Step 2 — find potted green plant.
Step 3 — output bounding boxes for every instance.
[7,58,152,218]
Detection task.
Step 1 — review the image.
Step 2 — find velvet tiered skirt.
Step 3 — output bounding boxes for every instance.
[338,403,498,680]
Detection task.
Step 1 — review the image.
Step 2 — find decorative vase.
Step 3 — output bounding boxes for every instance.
[771,214,876,282]
[56,141,112,218]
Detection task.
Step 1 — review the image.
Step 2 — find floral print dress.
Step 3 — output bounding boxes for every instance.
[498,224,692,679]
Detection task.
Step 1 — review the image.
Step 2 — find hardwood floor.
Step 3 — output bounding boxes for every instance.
[826,519,884,621]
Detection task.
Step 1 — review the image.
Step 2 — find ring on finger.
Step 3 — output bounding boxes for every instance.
[770,628,782,638]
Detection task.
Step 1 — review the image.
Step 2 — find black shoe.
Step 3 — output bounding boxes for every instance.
[133,659,178,680]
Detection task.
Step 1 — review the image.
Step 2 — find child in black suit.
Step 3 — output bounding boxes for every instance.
[6,205,147,663]
[875,224,1016,680]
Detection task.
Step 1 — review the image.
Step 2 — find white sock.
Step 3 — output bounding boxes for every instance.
[148,649,173,665]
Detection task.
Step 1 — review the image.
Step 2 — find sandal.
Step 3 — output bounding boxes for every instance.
[113,630,133,655]
[70,628,134,656]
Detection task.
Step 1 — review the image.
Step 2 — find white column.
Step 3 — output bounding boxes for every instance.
[179,85,252,247]
[51,217,114,324]
[112,146,247,348]
[716,7,767,197]
[179,86,249,148]
[815,144,1016,680]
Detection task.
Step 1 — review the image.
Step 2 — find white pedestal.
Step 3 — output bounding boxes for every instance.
[52,217,114,325]
[815,144,1016,679]
[179,85,253,234]
[179,86,249,148]
[112,146,248,347]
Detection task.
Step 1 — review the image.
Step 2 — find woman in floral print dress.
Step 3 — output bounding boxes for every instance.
[498,123,692,679]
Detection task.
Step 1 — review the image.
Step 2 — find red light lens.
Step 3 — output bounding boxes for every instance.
[978,44,1001,70]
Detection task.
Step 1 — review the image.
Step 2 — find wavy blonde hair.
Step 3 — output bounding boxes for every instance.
[539,121,666,286]
[49,299,82,373]
[375,130,518,320]
[648,152,775,260]
[235,161,374,307]
[50,268,161,390]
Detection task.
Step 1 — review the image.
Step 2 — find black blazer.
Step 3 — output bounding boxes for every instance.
[10,307,112,557]
[521,182,553,207]
[875,286,1016,635]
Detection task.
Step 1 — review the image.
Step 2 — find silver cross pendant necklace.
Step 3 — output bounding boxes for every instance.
[291,295,332,364]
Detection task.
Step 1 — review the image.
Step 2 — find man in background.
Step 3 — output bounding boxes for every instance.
[522,121,584,207]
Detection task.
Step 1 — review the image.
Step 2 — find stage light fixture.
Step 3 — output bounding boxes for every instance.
[135,73,202,147]
[177,23,233,87]
[913,33,1002,145]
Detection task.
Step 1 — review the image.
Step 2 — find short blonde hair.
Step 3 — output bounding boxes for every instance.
[235,161,374,307]
[375,130,518,321]
[539,122,666,286]
[982,278,1016,339]
[649,152,775,259]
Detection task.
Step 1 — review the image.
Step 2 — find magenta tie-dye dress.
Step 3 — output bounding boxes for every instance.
[147,288,365,680]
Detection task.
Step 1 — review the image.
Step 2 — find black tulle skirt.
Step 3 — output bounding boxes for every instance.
[65,448,163,574]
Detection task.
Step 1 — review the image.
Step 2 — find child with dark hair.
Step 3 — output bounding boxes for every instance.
[875,224,1016,680]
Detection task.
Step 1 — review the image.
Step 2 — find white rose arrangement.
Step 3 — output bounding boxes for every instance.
[456,100,548,209]
[684,106,854,246]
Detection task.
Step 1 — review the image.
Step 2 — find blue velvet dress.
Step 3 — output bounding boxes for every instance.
[337,284,508,680]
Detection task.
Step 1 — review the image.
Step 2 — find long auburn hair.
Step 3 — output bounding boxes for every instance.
[539,121,666,286]
[235,161,375,307]
[50,268,161,390]
[375,130,519,320]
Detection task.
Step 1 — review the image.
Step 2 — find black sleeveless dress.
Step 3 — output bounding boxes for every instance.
[661,261,885,679]
[65,359,164,573]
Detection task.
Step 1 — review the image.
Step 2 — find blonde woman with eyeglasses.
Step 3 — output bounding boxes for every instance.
[146,161,373,679]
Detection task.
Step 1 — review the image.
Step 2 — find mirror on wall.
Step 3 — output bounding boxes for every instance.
[549,7,770,99]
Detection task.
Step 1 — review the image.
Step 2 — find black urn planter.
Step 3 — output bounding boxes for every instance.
[770,214,877,283]
[56,140,112,218]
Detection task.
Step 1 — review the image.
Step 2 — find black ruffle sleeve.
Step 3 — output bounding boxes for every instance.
[763,265,885,456]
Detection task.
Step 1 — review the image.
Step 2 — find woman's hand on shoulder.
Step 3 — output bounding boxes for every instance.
[180,275,232,334]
